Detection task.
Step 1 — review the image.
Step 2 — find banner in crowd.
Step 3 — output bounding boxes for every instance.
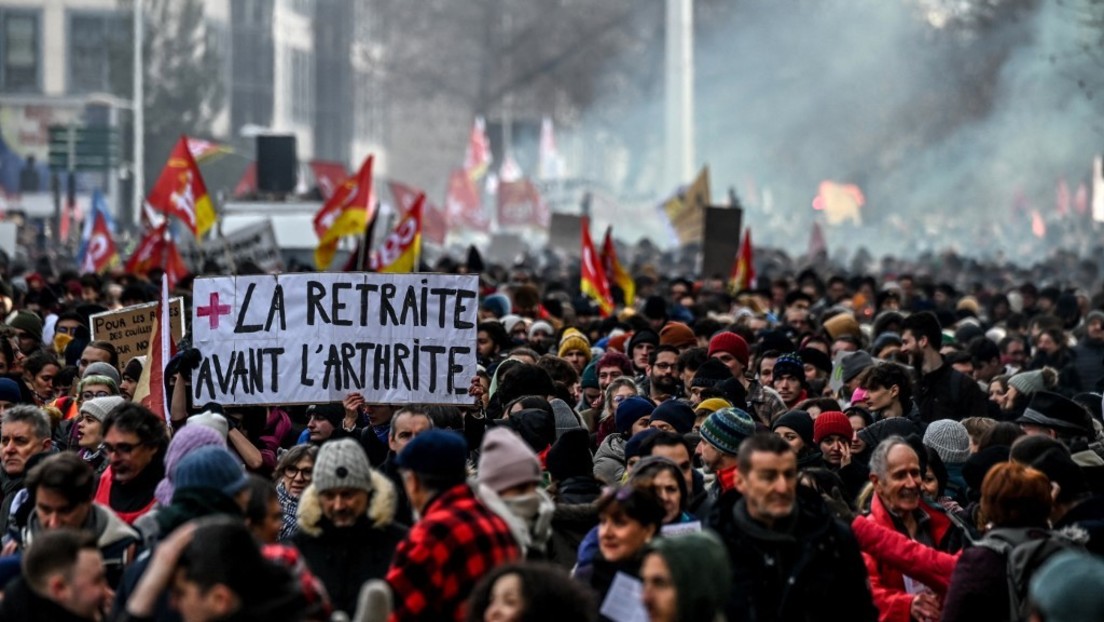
[662,166,710,246]
[191,273,479,406]
[181,220,284,274]
[90,298,185,366]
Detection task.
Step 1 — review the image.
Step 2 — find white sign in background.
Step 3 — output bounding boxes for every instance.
[191,273,479,406]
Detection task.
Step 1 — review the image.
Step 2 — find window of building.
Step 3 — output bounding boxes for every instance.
[68,11,131,95]
[1,10,40,92]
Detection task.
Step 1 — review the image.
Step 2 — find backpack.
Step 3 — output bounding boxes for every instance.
[975,526,1087,621]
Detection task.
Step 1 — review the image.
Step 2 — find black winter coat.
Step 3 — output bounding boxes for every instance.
[707,487,878,622]
[294,517,407,616]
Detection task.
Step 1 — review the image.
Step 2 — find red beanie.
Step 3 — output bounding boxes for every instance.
[813,411,854,444]
[707,332,749,367]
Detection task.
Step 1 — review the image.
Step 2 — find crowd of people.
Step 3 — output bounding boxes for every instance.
[0,254,1102,621]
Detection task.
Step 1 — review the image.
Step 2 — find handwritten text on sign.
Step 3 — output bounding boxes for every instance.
[191,273,479,405]
[91,299,185,366]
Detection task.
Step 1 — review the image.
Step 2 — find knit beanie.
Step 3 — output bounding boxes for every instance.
[157,424,227,505]
[580,361,599,390]
[695,398,732,415]
[772,353,805,381]
[501,314,526,336]
[528,321,554,340]
[8,310,42,342]
[647,531,732,622]
[700,407,756,455]
[313,438,374,494]
[923,419,971,464]
[1009,369,1047,396]
[624,429,661,461]
[478,427,542,494]
[870,332,903,356]
[628,330,660,354]
[481,294,512,319]
[172,445,247,497]
[798,347,832,374]
[597,350,633,376]
[123,356,145,382]
[840,351,874,383]
[307,403,346,428]
[0,378,21,404]
[188,410,230,439]
[558,328,592,361]
[659,322,696,349]
[692,359,733,388]
[813,411,853,444]
[615,396,655,435]
[643,295,668,321]
[1030,552,1104,622]
[78,395,126,423]
[545,428,593,481]
[707,332,749,367]
[649,400,695,434]
[395,430,469,479]
[822,313,861,340]
[772,410,814,447]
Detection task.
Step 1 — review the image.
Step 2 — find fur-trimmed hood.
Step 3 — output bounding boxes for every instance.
[296,468,397,537]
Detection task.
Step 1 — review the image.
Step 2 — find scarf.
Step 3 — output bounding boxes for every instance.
[717,465,738,493]
[277,482,300,542]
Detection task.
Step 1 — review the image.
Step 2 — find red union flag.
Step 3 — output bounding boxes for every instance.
[446,169,488,229]
[80,211,118,275]
[147,136,216,237]
[126,224,168,275]
[309,160,349,200]
[580,216,614,317]
[497,179,549,228]
[390,180,446,244]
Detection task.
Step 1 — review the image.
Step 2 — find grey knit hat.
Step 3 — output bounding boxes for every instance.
[78,395,126,422]
[314,438,374,494]
[1009,369,1046,396]
[923,419,971,465]
[83,362,121,385]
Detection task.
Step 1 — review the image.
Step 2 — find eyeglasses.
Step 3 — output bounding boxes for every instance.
[102,442,147,455]
[284,466,313,479]
[82,391,112,401]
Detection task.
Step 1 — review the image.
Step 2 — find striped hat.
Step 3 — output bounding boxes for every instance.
[700,407,756,455]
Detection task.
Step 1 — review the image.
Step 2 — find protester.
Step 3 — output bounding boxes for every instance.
[387,430,521,621]
[640,531,731,622]
[0,405,54,534]
[707,433,877,621]
[594,395,654,484]
[94,403,168,525]
[295,438,407,616]
[900,312,988,423]
[74,396,126,476]
[274,444,317,542]
[0,528,111,622]
[697,407,756,499]
[476,427,556,559]
[467,562,597,622]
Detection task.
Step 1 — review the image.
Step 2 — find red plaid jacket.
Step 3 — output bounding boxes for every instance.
[386,483,521,621]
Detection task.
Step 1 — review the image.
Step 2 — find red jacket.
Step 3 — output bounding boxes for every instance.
[861,494,962,622]
[386,483,520,622]
[851,515,960,596]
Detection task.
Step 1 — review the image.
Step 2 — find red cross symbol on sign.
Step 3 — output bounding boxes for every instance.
[196,292,231,329]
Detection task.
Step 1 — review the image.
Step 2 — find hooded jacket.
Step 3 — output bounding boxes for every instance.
[293,469,408,616]
[22,502,139,588]
[592,433,627,485]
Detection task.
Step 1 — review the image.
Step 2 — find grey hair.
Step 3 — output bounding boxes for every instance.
[869,435,916,480]
[2,405,51,441]
[274,444,319,479]
[605,377,640,414]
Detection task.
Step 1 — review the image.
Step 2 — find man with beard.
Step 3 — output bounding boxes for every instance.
[862,437,965,622]
[645,345,682,402]
[900,312,987,423]
[707,434,876,622]
[696,407,756,500]
[294,439,407,617]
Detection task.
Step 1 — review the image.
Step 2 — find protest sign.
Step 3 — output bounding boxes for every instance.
[181,219,283,273]
[91,298,185,366]
[191,272,479,406]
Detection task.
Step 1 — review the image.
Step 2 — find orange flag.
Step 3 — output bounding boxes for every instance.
[600,226,634,306]
[147,136,216,237]
[580,216,614,317]
[313,155,375,269]
[729,228,755,294]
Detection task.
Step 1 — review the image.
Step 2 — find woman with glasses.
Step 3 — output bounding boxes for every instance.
[274,444,319,542]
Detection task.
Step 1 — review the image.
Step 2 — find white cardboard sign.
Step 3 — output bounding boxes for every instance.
[191,272,479,406]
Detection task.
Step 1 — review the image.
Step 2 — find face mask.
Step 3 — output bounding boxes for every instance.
[502,492,542,523]
[53,332,73,355]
